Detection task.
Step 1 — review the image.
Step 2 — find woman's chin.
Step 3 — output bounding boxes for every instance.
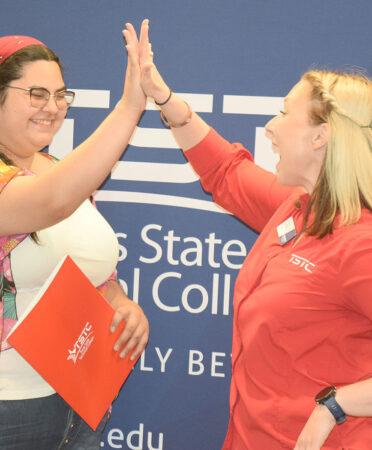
[277,172,291,186]
[30,136,54,151]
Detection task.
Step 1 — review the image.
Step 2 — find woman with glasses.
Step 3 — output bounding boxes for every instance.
[128,19,372,450]
[0,30,149,449]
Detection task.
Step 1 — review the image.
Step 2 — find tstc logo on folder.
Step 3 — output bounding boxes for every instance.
[7,255,139,430]
[67,321,95,364]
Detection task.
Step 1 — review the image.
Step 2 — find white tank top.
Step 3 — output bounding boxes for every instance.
[0,199,119,399]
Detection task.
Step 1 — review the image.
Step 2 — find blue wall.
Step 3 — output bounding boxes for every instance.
[3,1,371,448]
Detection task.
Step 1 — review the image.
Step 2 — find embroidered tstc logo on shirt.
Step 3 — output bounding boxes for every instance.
[67,321,94,364]
[289,254,316,273]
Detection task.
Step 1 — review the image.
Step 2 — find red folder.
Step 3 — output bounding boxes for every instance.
[7,255,138,430]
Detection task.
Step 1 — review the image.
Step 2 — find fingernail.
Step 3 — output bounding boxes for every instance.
[111,326,116,332]
[120,351,127,359]
[114,344,119,351]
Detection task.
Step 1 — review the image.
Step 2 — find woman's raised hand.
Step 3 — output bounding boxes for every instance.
[136,19,170,104]
[121,21,147,112]
[123,19,210,151]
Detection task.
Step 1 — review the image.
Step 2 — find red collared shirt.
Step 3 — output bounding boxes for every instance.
[186,128,372,449]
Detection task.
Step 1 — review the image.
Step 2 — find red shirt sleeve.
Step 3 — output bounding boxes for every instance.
[185,128,302,232]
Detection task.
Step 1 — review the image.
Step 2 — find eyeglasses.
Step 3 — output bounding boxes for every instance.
[5,85,75,110]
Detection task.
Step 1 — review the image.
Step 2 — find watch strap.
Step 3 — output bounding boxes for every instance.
[322,395,347,424]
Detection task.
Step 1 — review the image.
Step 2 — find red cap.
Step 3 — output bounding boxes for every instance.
[0,35,46,65]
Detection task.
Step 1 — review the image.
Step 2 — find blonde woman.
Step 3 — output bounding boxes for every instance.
[126,19,372,449]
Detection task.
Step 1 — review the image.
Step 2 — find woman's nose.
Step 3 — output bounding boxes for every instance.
[264,117,275,137]
[42,95,59,113]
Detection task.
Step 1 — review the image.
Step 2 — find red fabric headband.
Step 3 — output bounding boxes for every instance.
[0,35,46,65]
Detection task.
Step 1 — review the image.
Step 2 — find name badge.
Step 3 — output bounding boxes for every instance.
[277,216,296,246]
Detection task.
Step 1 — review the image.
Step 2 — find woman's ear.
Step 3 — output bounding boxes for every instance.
[312,122,329,151]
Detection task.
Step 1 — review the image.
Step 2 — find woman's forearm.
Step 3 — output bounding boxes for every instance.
[154,88,210,151]
[336,377,372,417]
[0,101,143,236]
[40,101,143,214]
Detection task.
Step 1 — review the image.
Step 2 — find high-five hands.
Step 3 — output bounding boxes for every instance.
[123,19,170,104]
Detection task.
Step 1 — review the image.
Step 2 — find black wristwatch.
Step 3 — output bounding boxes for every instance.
[315,385,347,424]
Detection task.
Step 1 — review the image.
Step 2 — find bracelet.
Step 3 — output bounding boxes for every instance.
[155,88,172,106]
[160,101,192,128]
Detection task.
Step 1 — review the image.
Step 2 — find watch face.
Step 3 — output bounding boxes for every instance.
[315,385,336,403]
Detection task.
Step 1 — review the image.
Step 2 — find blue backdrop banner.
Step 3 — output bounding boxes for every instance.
[3,1,371,448]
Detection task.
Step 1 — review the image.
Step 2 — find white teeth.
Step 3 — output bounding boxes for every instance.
[33,119,52,125]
